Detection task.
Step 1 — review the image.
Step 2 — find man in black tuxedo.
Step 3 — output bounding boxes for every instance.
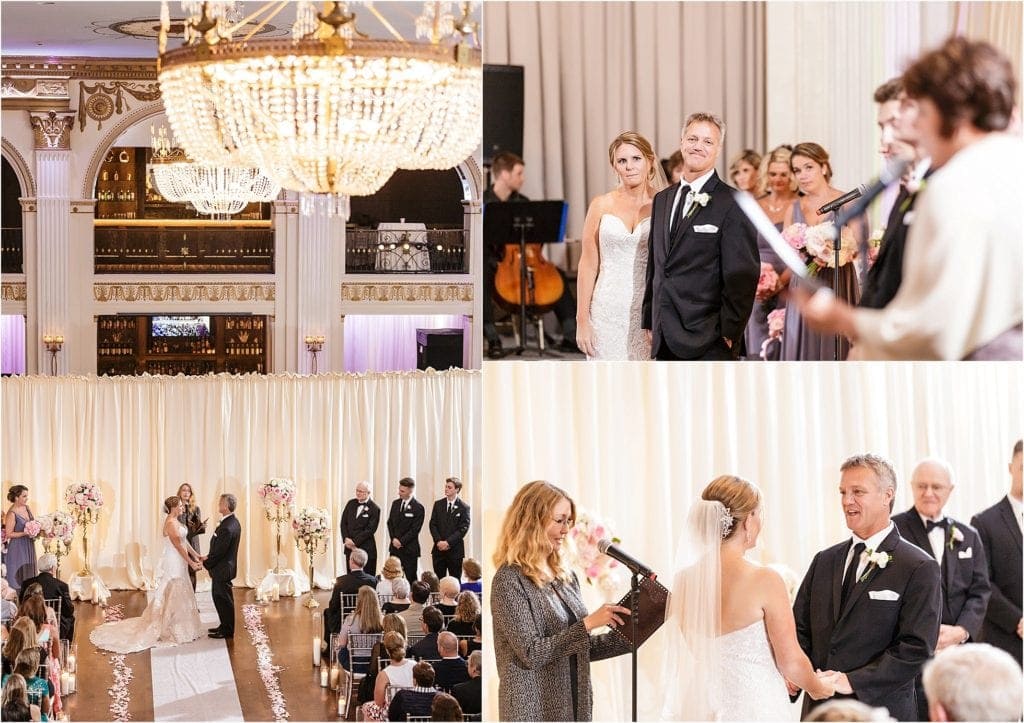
[452,650,482,715]
[340,480,381,576]
[891,458,991,719]
[860,78,931,310]
[429,477,471,578]
[641,112,759,360]
[203,493,241,639]
[19,553,74,641]
[325,547,377,638]
[794,454,941,721]
[387,477,425,583]
[970,439,1023,666]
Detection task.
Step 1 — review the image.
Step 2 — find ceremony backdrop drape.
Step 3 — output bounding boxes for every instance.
[482,362,1023,721]
[2,370,480,591]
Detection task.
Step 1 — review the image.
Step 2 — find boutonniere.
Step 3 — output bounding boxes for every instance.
[859,548,893,582]
[899,179,926,212]
[686,191,711,219]
[948,524,964,550]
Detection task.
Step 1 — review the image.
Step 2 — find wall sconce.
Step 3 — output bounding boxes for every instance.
[304,335,325,374]
[43,334,64,376]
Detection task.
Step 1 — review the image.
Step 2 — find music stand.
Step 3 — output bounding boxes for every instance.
[483,200,568,356]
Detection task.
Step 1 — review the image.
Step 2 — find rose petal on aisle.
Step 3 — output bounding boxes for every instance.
[102,604,133,721]
[242,604,289,721]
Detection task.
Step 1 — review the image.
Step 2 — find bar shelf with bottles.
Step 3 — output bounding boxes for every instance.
[96,314,268,376]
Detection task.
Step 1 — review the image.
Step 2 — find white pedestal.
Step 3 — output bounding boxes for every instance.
[257,569,302,600]
[68,573,111,604]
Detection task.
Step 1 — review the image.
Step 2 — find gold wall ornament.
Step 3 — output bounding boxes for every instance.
[341,282,473,304]
[2,57,157,81]
[93,282,276,303]
[2,283,28,302]
[0,77,70,109]
[29,110,76,150]
[77,81,161,131]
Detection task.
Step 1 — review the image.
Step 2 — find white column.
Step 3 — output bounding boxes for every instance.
[464,197,482,369]
[274,197,301,373]
[292,195,345,374]
[34,149,72,374]
[20,199,39,374]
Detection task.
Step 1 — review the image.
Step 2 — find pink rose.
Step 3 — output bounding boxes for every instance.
[24,521,41,538]
[756,263,779,300]
[782,223,807,251]
[767,309,786,338]
[585,564,601,579]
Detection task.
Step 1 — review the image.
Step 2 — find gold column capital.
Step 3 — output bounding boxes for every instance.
[29,109,76,150]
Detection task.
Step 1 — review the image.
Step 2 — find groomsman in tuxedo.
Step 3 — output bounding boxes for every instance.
[970,439,1023,665]
[793,454,941,721]
[340,480,381,575]
[387,477,425,583]
[642,112,759,360]
[891,458,991,719]
[429,477,471,578]
[204,493,242,639]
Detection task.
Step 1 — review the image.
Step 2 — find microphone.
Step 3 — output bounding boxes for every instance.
[817,185,866,215]
[832,158,912,228]
[597,539,656,580]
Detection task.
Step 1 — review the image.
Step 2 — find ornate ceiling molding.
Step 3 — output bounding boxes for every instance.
[93,282,276,303]
[0,76,70,110]
[1,57,157,81]
[29,110,76,150]
[1,283,28,302]
[341,282,474,304]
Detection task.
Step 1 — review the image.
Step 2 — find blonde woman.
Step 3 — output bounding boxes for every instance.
[576,131,667,360]
[339,586,384,648]
[377,556,404,597]
[446,591,480,637]
[729,149,763,195]
[491,481,631,721]
[175,483,205,591]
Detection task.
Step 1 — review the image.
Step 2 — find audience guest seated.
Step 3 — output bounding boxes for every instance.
[367,614,408,681]
[446,592,479,637]
[430,692,464,722]
[459,616,482,658]
[17,555,73,642]
[436,577,460,617]
[408,606,444,660]
[1,566,19,603]
[360,631,416,721]
[420,571,440,594]
[2,619,37,677]
[452,650,481,715]
[459,559,482,595]
[388,661,439,722]
[1,673,33,722]
[922,643,1023,721]
[805,700,894,721]
[398,581,431,634]
[432,632,469,692]
[1,598,15,629]
[326,548,377,642]
[338,587,384,671]
[377,557,404,597]
[0,649,50,721]
[382,578,412,614]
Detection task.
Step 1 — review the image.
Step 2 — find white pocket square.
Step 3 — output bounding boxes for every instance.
[869,590,900,601]
[693,224,719,233]
[958,547,973,559]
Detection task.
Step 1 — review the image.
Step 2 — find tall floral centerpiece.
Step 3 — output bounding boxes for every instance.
[65,483,103,575]
[293,506,330,609]
[258,478,296,574]
[37,511,77,577]
[566,508,628,598]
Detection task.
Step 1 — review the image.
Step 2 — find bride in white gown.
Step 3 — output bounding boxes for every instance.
[663,476,834,721]
[576,131,665,360]
[91,495,205,654]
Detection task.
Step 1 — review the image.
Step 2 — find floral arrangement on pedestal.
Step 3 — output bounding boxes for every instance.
[258,478,296,574]
[37,511,77,576]
[65,482,104,575]
[293,506,330,609]
[566,508,628,596]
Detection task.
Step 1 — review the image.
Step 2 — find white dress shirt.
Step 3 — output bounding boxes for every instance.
[918,511,947,565]
[1009,494,1024,535]
[669,167,716,226]
[845,522,896,582]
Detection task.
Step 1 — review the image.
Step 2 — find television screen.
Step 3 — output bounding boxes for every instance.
[151,315,211,338]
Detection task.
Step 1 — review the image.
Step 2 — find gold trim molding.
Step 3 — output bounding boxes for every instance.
[2,57,157,81]
[29,110,76,150]
[93,283,276,303]
[2,283,27,302]
[0,76,70,110]
[342,283,473,304]
[78,81,161,131]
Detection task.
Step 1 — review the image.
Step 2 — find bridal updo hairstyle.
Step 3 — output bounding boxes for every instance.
[790,142,832,181]
[164,495,181,514]
[493,480,576,587]
[608,131,659,186]
[6,485,27,503]
[701,475,762,542]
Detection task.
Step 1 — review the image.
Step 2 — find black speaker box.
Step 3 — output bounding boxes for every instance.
[416,328,464,370]
[483,64,524,165]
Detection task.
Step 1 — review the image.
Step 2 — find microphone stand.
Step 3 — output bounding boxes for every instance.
[630,570,640,722]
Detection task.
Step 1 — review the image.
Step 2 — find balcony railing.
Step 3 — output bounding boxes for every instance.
[345,228,467,274]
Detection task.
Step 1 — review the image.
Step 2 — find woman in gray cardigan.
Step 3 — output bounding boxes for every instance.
[491,481,632,721]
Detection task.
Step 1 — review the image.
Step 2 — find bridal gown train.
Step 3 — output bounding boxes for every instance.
[588,214,651,360]
[90,524,203,654]
[717,620,793,721]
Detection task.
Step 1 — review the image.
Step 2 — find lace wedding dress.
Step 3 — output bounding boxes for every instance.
[589,214,651,360]
[718,620,793,720]
[90,524,203,654]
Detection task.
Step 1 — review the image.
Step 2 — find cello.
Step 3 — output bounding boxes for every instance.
[493,240,565,313]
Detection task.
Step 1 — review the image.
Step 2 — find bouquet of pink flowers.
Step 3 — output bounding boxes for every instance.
[760,308,787,360]
[65,482,103,521]
[258,478,296,520]
[292,506,330,543]
[23,520,41,539]
[781,221,856,275]
[756,263,780,302]
[566,508,627,595]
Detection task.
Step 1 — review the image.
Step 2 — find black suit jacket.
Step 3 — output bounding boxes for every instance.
[794,527,941,721]
[859,187,910,309]
[18,571,74,640]
[892,508,990,638]
[203,514,241,582]
[429,498,471,556]
[452,675,481,714]
[641,171,759,359]
[408,631,440,660]
[326,571,377,634]
[971,496,1023,664]
[387,498,425,556]
[432,656,470,691]
[340,498,380,555]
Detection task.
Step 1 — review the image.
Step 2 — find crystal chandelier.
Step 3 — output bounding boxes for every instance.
[156,1,482,206]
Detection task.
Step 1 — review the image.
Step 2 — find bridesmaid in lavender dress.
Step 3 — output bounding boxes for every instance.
[781,143,861,361]
[4,485,37,592]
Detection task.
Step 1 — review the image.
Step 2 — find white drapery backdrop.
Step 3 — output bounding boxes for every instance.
[1,370,480,591]
[482,362,1023,721]
[343,314,470,373]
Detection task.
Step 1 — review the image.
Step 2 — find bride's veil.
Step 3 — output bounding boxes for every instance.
[661,500,726,721]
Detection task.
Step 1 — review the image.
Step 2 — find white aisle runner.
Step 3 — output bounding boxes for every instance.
[151,590,244,721]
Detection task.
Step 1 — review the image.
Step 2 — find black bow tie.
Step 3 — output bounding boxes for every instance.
[925,518,947,532]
